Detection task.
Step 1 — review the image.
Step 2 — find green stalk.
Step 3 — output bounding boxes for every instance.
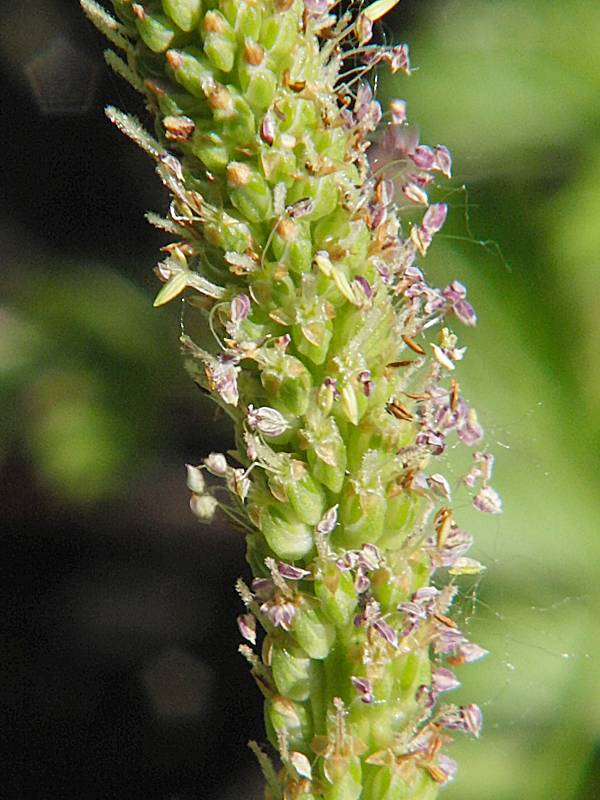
[83,1,502,797]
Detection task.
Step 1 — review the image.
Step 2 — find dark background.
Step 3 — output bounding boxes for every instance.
[4,1,600,798]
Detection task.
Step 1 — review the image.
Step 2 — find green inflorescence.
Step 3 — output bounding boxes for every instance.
[83,1,502,797]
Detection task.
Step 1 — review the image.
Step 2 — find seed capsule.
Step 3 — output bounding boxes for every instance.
[161,0,202,32]
[260,504,314,561]
[314,563,357,627]
[132,4,177,52]
[266,695,313,755]
[291,603,336,660]
[271,644,314,702]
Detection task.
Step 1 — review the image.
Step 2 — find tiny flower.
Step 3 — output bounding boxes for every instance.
[464,703,483,737]
[389,98,407,125]
[288,197,314,219]
[210,357,240,405]
[430,754,458,785]
[289,751,312,780]
[358,543,381,571]
[373,619,398,647]
[384,43,411,74]
[228,468,251,500]
[422,203,448,235]
[278,562,311,580]
[428,526,473,569]
[443,280,467,303]
[337,551,358,571]
[453,641,490,663]
[463,463,482,488]
[433,626,464,655]
[244,432,260,462]
[411,145,436,170]
[432,667,461,694]
[443,281,478,327]
[416,683,436,708]
[431,343,456,371]
[354,82,382,132]
[237,613,256,645]
[353,275,373,302]
[261,598,296,630]
[437,703,482,737]
[247,405,290,437]
[251,578,274,601]
[316,504,339,535]
[260,112,275,145]
[473,485,502,514]
[402,181,429,206]
[231,293,251,323]
[413,586,440,604]
[351,676,374,704]
[224,251,259,275]
[304,0,333,15]
[163,114,195,142]
[448,557,486,576]
[447,290,477,327]
[458,408,484,445]
[357,369,374,397]
[355,13,373,44]
[416,429,446,455]
[427,472,452,500]
[434,145,453,178]
[354,568,370,594]
[369,123,419,176]
[480,452,495,481]
[375,178,394,206]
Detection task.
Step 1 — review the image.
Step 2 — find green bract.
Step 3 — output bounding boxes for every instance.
[83,0,501,796]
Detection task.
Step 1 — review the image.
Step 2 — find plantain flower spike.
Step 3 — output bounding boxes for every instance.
[83,0,500,796]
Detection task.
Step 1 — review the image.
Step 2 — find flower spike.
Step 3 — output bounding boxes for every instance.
[85,1,498,797]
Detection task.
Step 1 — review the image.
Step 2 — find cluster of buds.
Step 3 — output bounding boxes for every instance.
[83,0,501,797]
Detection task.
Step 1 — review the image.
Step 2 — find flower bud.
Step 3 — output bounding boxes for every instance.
[185,463,205,494]
[189,493,218,523]
[204,452,228,476]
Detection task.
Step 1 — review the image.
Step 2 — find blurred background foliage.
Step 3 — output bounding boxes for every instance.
[5,0,599,798]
